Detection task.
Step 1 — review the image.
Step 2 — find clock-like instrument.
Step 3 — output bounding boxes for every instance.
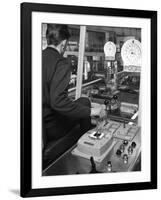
[121,39,141,72]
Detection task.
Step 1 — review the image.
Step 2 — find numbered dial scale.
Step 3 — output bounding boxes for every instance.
[104,41,116,60]
[121,39,141,72]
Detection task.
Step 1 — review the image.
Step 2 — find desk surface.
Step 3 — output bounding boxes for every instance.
[43,127,141,176]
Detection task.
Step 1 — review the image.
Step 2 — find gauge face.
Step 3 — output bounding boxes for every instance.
[121,39,141,67]
[104,41,116,57]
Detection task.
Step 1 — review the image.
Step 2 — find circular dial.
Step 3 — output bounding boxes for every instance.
[104,41,116,57]
[121,39,141,66]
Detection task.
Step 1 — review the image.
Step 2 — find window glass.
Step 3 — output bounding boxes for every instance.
[80,26,141,121]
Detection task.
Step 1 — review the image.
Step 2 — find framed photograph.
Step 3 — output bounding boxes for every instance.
[21,2,157,197]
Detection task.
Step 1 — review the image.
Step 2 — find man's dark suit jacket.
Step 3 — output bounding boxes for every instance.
[42,47,91,129]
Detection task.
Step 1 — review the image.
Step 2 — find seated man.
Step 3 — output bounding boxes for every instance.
[42,24,102,145]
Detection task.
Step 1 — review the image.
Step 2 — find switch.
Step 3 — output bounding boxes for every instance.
[128,146,133,155]
[90,157,98,173]
[131,141,136,148]
[113,95,118,100]
[116,149,122,156]
[123,140,128,146]
[123,154,128,164]
[107,161,112,172]
[104,99,110,107]
[120,144,125,153]
[104,99,110,122]
[104,99,111,113]
[123,121,126,128]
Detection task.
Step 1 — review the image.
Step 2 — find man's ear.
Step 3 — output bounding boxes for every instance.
[62,39,67,47]
[60,40,68,55]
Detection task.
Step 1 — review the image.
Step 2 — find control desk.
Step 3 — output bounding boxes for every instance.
[72,119,140,172]
[43,118,141,176]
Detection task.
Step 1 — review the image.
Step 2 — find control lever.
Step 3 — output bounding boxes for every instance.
[90,157,100,173]
[107,114,136,124]
[104,99,110,111]
[104,99,110,124]
[123,121,126,128]
[113,95,118,100]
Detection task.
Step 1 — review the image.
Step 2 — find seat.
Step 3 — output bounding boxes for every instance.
[42,124,82,170]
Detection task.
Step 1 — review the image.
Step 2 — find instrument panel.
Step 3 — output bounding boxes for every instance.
[72,119,141,173]
[104,41,116,60]
[121,39,141,72]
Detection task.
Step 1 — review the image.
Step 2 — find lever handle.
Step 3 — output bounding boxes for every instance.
[90,157,98,173]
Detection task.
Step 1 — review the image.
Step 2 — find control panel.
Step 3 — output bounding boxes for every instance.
[72,119,140,170]
[72,120,120,163]
[113,123,139,141]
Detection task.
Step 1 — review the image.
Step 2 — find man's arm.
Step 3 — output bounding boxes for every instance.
[50,58,91,119]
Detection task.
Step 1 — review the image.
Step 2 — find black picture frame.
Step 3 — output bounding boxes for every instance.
[21,2,157,197]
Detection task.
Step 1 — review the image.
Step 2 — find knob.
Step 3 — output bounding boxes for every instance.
[113,95,118,100]
[107,160,111,165]
[104,99,110,106]
[116,149,122,156]
[120,144,125,153]
[123,154,128,164]
[107,161,112,172]
[123,154,128,159]
[128,146,133,155]
[123,140,128,146]
[131,142,136,148]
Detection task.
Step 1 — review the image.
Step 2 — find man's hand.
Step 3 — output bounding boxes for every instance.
[90,107,102,117]
[90,103,106,117]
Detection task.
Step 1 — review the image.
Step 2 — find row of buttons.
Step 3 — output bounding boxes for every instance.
[116,140,137,164]
[106,140,137,172]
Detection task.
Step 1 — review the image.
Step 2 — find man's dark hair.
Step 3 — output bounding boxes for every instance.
[46,24,71,46]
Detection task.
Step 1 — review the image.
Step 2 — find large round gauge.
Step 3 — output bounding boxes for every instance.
[104,41,116,58]
[121,39,141,67]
